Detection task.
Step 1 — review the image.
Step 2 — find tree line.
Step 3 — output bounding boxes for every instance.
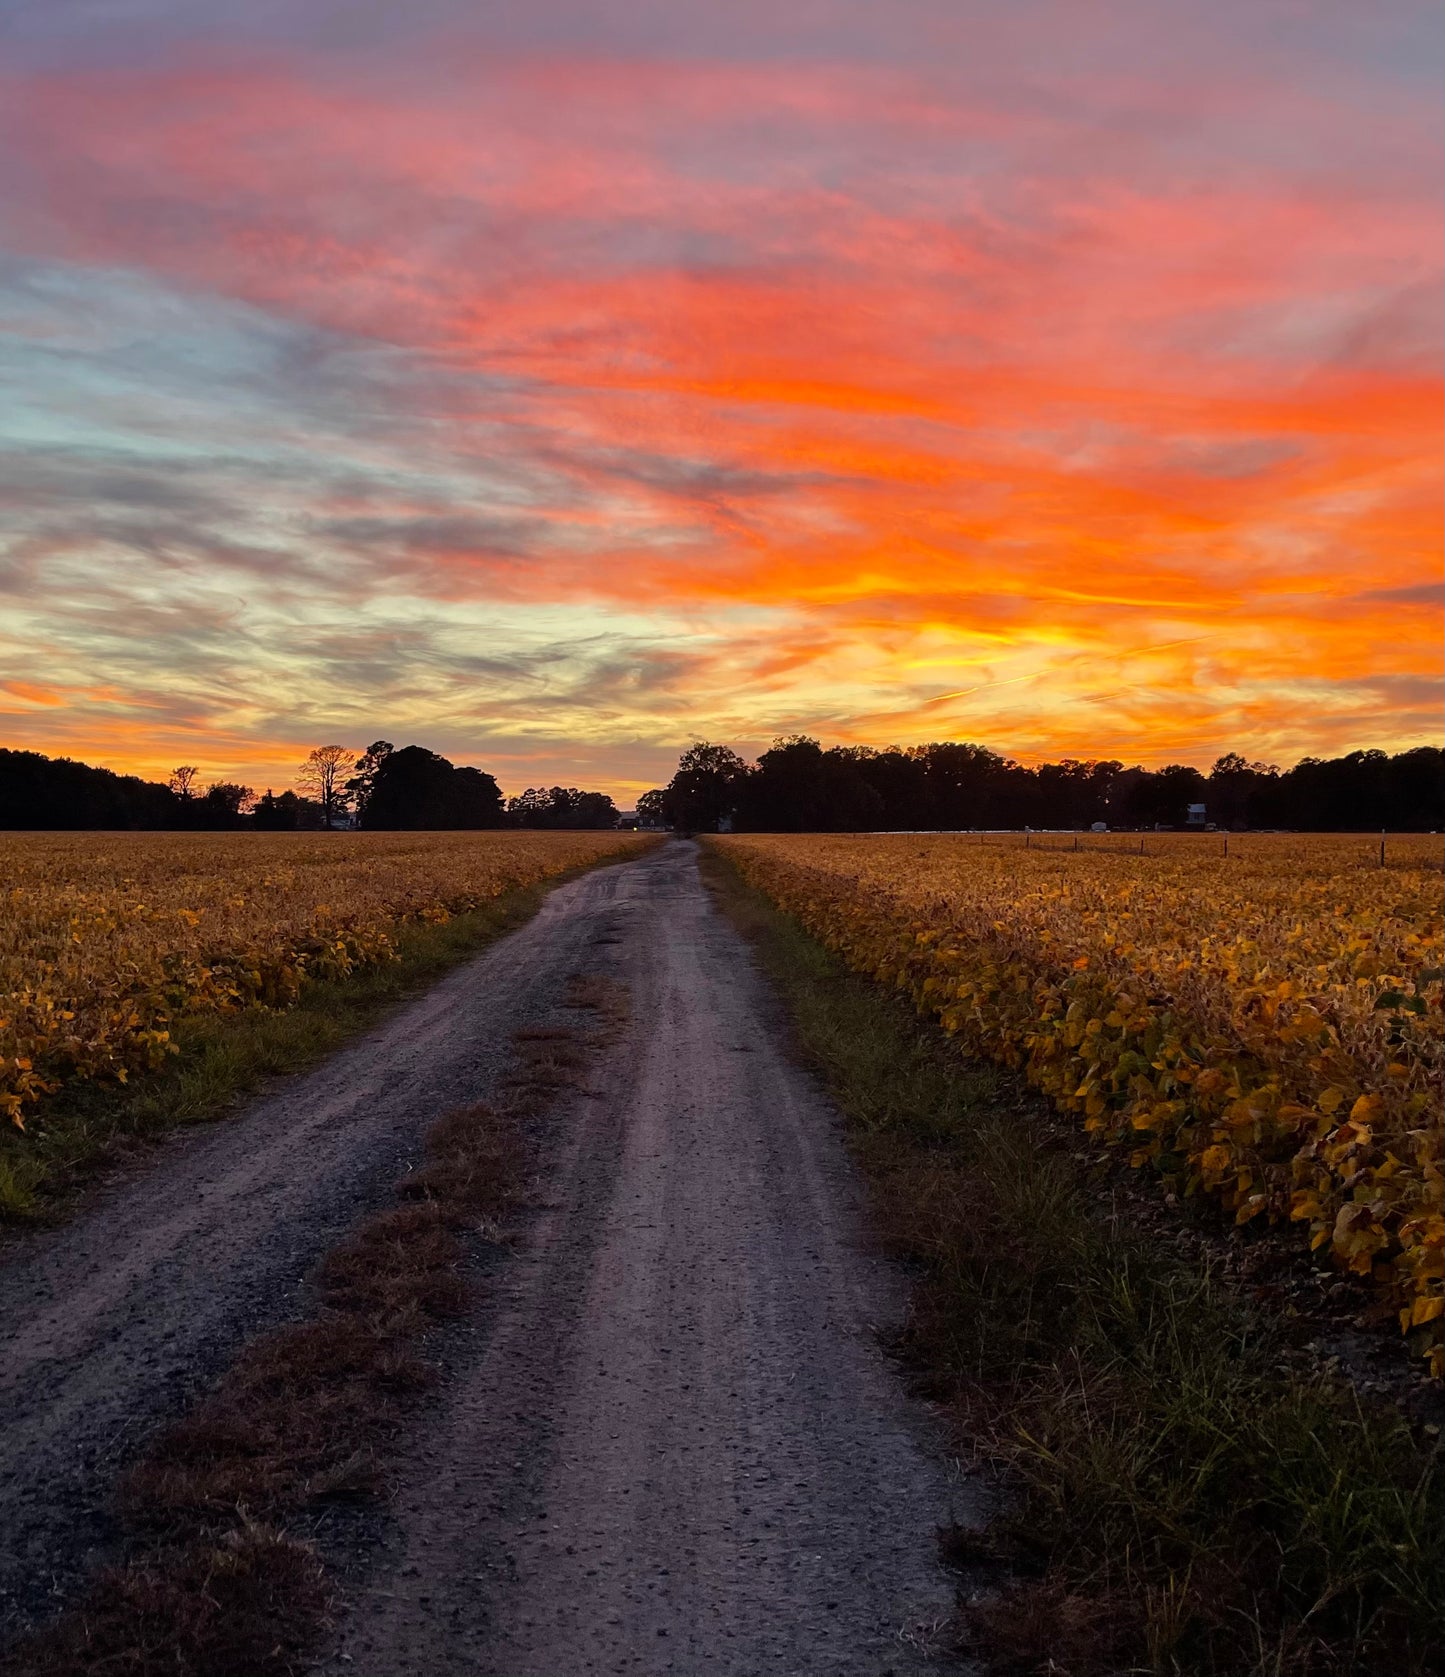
[0,742,621,831]
[642,739,1445,833]
[4,735,1440,834]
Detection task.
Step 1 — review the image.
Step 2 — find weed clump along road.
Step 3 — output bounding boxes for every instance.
[2,979,626,1677]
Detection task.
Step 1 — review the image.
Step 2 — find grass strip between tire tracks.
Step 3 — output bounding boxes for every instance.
[2,974,628,1677]
[700,843,1445,1677]
[0,853,633,1225]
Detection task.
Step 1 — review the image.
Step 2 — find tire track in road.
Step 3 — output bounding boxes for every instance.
[324,842,968,1676]
[0,854,644,1640]
[2,842,971,1672]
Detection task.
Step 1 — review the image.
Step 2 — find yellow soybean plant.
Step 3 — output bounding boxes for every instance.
[1,829,650,1128]
[717,831,1445,1375]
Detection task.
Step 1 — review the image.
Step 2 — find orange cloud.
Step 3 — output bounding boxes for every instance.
[1,682,64,706]
[0,43,1438,795]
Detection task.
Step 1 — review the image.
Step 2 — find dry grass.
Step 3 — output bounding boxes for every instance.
[2,1523,328,1677]
[702,845,1445,1677]
[4,973,627,1676]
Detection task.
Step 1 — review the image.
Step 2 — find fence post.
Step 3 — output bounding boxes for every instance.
[1025,829,1030,849]
[1140,835,1145,855]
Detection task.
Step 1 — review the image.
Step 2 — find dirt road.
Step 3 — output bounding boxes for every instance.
[1,841,967,1672]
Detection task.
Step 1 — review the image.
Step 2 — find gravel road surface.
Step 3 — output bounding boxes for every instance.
[1,841,968,1672]
[325,842,964,1675]
[0,852,639,1636]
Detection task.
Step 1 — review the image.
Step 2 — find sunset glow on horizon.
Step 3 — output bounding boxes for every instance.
[1,2,1440,801]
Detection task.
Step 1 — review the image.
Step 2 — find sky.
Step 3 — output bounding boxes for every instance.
[0,1,1441,802]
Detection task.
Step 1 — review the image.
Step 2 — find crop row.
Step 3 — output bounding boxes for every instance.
[1,830,650,1126]
[717,832,1444,1375]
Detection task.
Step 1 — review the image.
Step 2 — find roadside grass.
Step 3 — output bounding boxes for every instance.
[0,1523,330,1677]
[0,861,611,1225]
[700,845,1445,1677]
[3,975,628,1677]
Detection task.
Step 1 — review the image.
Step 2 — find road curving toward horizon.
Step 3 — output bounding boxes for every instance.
[1,840,968,1674]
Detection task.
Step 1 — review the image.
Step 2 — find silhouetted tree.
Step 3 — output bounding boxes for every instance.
[635,789,668,828]
[846,748,928,829]
[572,791,621,828]
[654,739,1445,833]
[360,746,504,829]
[298,745,353,827]
[1121,764,1208,827]
[662,742,748,832]
[916,742,1011,828]
[508,786,619,829]
[735,737,882,831]
[451,765,507,828]
[209,782,253,815]
[252,789,303,830]
[508,787,551,826]
[0,749,179,829]
[5,738,1438,834]
[1033,759,1123,829]
[345,741,394,823]
[1383,746,1445,831]
[193,782,254,830]
[1206,754,1280,829]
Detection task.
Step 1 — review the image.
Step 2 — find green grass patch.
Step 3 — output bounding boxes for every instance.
[0,869,589,1227]
[701,844,1445,1677]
